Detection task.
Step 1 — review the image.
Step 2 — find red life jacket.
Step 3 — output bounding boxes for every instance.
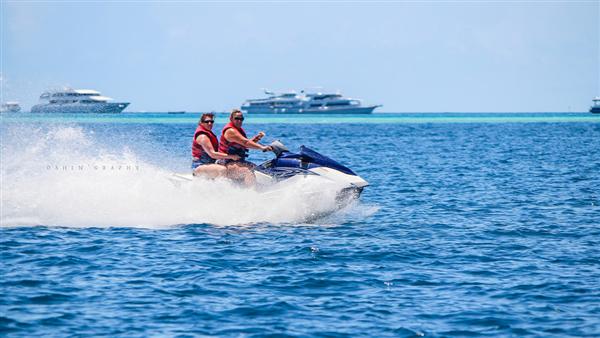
[191,124,218,159]
[218,122,248,157]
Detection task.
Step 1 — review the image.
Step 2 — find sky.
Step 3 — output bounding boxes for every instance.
[1,0,598,112]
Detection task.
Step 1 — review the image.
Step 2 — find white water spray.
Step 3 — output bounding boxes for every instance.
[1,125,363,228]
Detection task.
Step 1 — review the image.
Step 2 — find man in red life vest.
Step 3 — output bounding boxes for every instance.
[218,109,272,186]
[191,113,240,178]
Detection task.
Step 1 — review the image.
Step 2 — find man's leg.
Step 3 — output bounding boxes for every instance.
[194,164,226,179]
[226,162,256,186]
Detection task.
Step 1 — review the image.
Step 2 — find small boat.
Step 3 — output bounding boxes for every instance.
[168,111,186,114]
[590,97,600,114]
[1,101,21,113]
[31,88,129,113]
[242,89,380,114]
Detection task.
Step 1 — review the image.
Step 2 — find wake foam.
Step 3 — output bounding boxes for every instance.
[1,124,364,228]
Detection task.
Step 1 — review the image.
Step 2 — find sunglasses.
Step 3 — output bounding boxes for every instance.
[202,120,214,124]
[234,117,245,121]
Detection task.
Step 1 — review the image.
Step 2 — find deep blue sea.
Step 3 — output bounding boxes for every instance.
[1,113,600,337]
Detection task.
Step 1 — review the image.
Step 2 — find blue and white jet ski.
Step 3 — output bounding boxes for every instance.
[254,141,368,203]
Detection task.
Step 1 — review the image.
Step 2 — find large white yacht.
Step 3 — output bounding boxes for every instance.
[30,88,129,113]
[241,90,380,114]
[0,101,21,113]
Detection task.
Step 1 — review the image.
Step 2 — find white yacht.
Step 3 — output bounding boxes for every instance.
[30,88,129,113]
[0,101,21,113]
[241,90,380,114]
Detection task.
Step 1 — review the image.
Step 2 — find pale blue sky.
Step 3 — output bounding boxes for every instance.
[1,0,598,112]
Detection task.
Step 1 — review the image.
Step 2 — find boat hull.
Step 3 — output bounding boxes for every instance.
[0,107,21,113]
[30,102,129,114]
[590,107,600,114]
[243,105,378,114]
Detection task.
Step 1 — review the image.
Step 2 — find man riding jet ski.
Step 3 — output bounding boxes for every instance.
[218,109,272,185]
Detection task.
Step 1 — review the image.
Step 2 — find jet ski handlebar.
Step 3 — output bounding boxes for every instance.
[268,140,289,157]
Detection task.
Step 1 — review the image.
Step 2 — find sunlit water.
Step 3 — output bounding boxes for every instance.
[1,113,599,336]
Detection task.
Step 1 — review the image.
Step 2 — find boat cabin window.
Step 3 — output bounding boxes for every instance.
[325,101,350,107]
[312,94,339,100]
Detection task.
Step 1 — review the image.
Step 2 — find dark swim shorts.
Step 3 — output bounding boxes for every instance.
[191,157,216,170]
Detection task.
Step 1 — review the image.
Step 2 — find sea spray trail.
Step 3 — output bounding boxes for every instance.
[0,124,365,227]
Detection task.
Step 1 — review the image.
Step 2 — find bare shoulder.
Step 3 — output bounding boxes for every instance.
[196,134,212,145]
[224,128,242,140]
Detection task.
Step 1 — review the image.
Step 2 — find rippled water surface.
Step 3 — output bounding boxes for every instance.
[1,113,600,336]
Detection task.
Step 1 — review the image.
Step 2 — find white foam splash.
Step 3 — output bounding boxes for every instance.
[1,125,362,228]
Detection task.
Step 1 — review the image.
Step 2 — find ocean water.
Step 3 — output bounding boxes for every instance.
[1,113,599,337]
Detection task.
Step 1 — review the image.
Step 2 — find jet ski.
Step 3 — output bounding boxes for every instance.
[170,141,368,205]
[253,141,368,203]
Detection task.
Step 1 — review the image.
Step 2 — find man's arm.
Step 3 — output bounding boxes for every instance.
[251,131,265,143]
[224,129,269,151]
[197,135,238,160]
